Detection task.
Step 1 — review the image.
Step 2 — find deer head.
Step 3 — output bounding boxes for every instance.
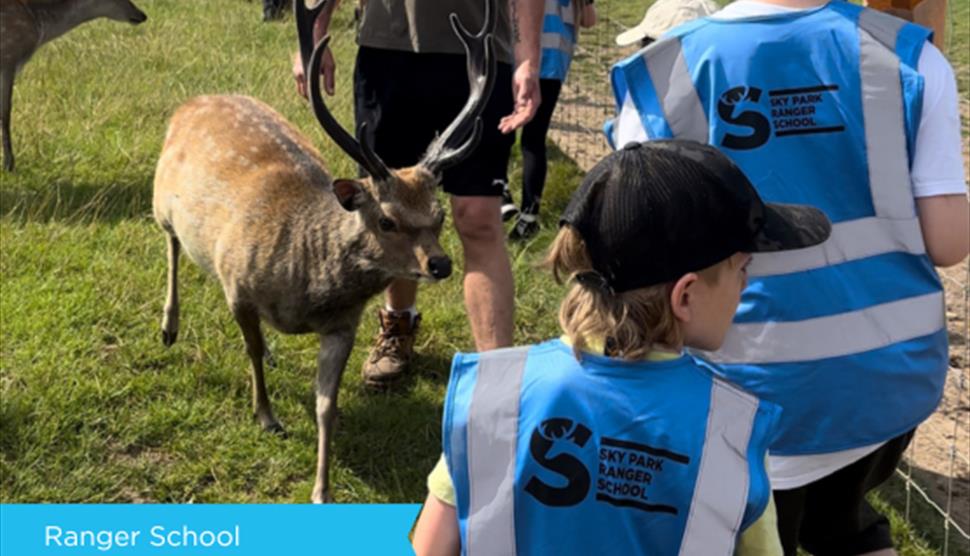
[295,0,498,282]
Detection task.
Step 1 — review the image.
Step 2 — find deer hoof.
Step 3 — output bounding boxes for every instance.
[161,329,178,347]
[311,490,333,504]
[260,419,287,438]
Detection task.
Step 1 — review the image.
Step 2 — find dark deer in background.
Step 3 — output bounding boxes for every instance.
[152,0,497,502]
[1,0,148,171]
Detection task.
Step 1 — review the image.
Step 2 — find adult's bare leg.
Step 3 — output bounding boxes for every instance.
[451,195,514,351]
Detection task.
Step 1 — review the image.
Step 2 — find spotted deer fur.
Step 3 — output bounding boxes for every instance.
[152,0,497,503]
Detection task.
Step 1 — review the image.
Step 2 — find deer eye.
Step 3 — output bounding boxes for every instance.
[378,216,396,232]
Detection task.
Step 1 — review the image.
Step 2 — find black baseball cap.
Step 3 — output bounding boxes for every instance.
[560,140,832,293]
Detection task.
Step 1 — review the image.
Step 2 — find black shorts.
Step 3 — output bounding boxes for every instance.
[773,430,915,556]
[354,46,515,197]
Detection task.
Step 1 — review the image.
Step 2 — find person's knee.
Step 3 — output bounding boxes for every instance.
[452,197,503,247]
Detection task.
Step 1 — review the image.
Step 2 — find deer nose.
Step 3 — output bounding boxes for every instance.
[428,256,452,280]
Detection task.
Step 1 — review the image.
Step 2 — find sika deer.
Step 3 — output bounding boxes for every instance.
[152,0,497,502]
[0,0,148,171]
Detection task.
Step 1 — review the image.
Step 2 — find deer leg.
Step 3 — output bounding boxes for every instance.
[160,234,181,346]
[232,305,284,435]
[1,68,15,172]
[311,329,355,503]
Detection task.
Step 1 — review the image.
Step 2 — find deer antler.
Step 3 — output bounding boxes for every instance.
[295,0,391,181]
[419,0,499,175]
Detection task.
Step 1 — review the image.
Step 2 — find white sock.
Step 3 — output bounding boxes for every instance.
[518,213,537,223]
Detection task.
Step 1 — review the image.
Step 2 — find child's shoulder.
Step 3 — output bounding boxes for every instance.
[662,2,866,41]
[458,338,567,357]
[451,339,566,367]
[683,353,721,375]
[684,353,763,405]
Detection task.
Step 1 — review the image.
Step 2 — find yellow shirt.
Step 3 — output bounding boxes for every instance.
[426,338,783,556]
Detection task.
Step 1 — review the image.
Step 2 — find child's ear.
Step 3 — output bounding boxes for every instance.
[670,273,698,323]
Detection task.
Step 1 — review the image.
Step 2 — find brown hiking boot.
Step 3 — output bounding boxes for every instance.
[361,308,420,389]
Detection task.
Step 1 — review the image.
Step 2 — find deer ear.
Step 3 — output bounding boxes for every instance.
[332,179,366,212]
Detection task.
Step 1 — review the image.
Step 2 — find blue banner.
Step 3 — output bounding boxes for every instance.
[0,504,421,555]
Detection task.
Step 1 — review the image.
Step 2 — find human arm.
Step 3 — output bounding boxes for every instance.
[911,43,969,267]
[917,195,969,267]
[412,456,460,556]
[579,0,597,28]
[412,494,460,556]
[292,0,340,98]
[734,495,783,556]
[498,0,545,133]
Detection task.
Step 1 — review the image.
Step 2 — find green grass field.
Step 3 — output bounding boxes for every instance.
[0,0,575,505]
[0,0,966,553]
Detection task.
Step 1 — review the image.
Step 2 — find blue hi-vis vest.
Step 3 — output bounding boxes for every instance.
[540,0,577,81]
[443,340,780,556]
[607,3,947,455]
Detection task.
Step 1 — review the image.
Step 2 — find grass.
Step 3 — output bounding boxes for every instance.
[875,475,970,556]
[0,0,967,553]
[0,0,578,504]
[946,0,969,94]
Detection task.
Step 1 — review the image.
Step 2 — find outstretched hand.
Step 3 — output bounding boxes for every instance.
[292,47,336,99]
[499,62,540,134]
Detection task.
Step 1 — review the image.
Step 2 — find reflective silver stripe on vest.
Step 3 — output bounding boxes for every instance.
[726,16,921,279]
[546,0,575,25]
[542,32,574,55]
[858,16,915,220]
[748,216,925,277]
[711,291,944,364]
[465,347,529,556]
[678,379,758,556]
[718,18,938,363]
[858,8,906,51]
[639,16,924,279]
[644,39,709,142]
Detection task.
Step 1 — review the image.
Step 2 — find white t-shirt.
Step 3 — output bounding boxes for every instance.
[615,1,967,489]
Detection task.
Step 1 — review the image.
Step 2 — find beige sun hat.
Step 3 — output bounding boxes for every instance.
[615,0,720,46]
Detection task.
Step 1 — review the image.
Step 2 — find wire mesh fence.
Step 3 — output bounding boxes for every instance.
[548,3,970,554]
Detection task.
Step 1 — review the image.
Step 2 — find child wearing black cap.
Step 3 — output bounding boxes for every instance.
[412,140,831,556]
[608,2,969,554]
